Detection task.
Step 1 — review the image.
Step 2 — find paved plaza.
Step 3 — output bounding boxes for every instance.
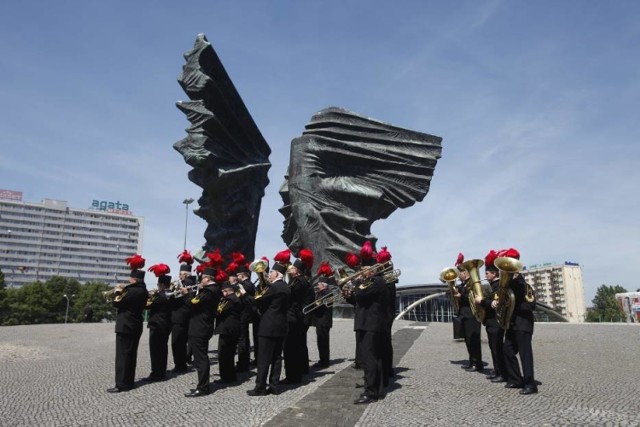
[1,320,639,426]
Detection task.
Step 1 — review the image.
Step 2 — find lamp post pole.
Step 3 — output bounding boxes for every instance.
[182,198,194,250]
[63,294,75,324]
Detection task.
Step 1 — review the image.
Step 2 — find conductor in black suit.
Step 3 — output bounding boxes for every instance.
[108,268,148,393]
[247,261,290,396]
[182,267,221,397]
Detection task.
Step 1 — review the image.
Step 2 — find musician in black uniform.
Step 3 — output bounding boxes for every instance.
[215,281,242,384]
[454,258,483,372]
[311,269,334,368]
[108,264,148,393]
[236,264,255,372]
[182,267,221,397]
[144,266,173,382]
[247,261,290,396]
[170,264,193,373]
[352,259,388,404]
[476,252,506,383]
[376,247,396,385]
[282,259,308,384]
[499,261,537,394]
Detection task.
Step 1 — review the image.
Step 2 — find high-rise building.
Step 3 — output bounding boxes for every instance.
[520,261,586,323]
[0,189,143,287]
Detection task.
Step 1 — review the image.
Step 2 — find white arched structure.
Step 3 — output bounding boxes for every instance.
[395,291,447,321]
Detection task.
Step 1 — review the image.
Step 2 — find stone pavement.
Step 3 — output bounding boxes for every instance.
[0,320,639,426]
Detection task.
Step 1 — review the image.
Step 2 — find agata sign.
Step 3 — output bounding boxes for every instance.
[91,200,131,213]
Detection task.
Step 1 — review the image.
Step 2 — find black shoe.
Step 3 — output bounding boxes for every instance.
[461,362,473,369]
[354,395,378,404]
[355,382,365,388]
[279,378,301,385]
[491,376,506,383]
[463,365,477,372]
[172,366,189,373]
[351,363,362,370]
[487,373,498,380]
[266,386,280,395]
[142,375,166,382]
[246,388,268,396]
[313,362,330,368]
[184,389,209,397]
[106,386,131,393]
[475,366,484,373]
[520,386,539,395]
[505,383,524,389]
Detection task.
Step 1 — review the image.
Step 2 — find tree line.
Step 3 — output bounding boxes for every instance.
[0,270,116,326]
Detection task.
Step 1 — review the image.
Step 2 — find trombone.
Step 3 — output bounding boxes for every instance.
[302,286,342,315]
[103,285,127,303]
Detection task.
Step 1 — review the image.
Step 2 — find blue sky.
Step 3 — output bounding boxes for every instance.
[1,1,639,304]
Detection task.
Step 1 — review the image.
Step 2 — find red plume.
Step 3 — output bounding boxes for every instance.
[299,248,314,270]
[455,252,464,267]
[345,252,360,268]
[148,263,170,277]
[484,250,498,268]
[225,262,238,275]
[206,248,224,267]
[261,256,269,264]
[316,261,334,277]
[360,241,374,259]
[376,246,392,263]
[177,250,194,265]
[274,249,291,265]
[231,252,246,265]
[505,248,520,259]
[195,263,206,274]
[215,270,228,283]
[125,254,145,270]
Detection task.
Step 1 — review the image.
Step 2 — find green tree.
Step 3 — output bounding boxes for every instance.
[586,284,628,322]
[73,282,116,322]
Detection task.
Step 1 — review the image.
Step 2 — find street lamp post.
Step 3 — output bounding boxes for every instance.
[63,294,75,324]
[182,198,194,250]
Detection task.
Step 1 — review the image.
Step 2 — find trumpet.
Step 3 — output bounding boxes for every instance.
[166,283,199,298]
[337,260,393,289]
[357,261,395,290]
[103,285,127,303]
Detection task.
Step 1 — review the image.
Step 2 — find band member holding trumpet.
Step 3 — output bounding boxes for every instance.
[170,251,195,373]
[453,252,483,372]
[215,280,243,384]
[108,254,148,393]
[492,248,538,394]
[351,249,389,405]
[310,262,335,368]
[182,266,221,397]
[144,263,173,382]
[247,258,290,396]
[236,262,257,371]
[476,250,506,383]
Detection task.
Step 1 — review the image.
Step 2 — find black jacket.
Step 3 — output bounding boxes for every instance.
[457,279,475,320]
[239,278,257,324]
[353,274,388,333]
[215,294,242,336]
[170,277,194,324]
[479,279,500,327]
[147,289,172,332]
[186,285,221,339]
[113,281,148,334]
[509,275,535,333]
[287,275,308,323]
[310,287,333,329]
[255,279,290,338]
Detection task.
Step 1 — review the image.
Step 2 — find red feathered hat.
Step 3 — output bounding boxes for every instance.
[225,262,239,276]
[125,254,145,270]
[376,246,392,264]
[316,261,333,277]
[148,263,171,277]
[298,248,314,271]
[177,250,194,265]
[345,252,360,268]
[215,270,229,284]
[274,249,291,265]
[360,241,374,260]
[206,248,224,267]
[230,252,246,266]
[484,250,498,272]
[455,252,464,267]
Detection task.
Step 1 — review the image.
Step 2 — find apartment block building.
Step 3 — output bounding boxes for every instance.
[0,189,143,287]
[521,261,586,323]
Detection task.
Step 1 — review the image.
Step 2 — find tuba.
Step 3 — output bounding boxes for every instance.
[494,256,523,330]
[440,267,460,311]
[459,259,485,323]
[250,258,270,299]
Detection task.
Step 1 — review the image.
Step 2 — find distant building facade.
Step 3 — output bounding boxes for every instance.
[0,189,143,287]
[521,262,586,323]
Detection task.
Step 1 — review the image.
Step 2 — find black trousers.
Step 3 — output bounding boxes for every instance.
[218,334,239,382]
[284,321,305,382]
[171,322,189,369]
[355,330,363,367]
[237,321,251,371]
[301,324,310,374]
[359,330,384,399]
[485,324,505,377]
[115,331,142,389]
[503,329,535,387]
[149,326,171,378]
[252,319,260,361]
[315,326,330,364]
[461,316,482,365]
[255,336,284,391]
[190,335,211,392]
[382,324,393,386]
